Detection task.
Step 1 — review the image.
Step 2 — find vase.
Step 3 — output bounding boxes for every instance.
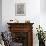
[39,40,45,46]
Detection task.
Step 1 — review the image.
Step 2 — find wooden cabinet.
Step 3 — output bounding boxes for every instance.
[7,23,34,46]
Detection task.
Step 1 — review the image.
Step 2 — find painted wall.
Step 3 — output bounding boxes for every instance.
[2,0,40,30]
[0,0,2,32]
[2,0,46,46]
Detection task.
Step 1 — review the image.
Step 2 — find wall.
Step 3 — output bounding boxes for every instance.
[2,0,40,30]
[2,0,46,46]
[0,0,2,32]
[40,0,46,32]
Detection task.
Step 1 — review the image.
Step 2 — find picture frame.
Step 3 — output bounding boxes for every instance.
[15,3,25,16]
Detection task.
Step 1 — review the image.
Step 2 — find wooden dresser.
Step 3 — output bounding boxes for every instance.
[7,23,34,46]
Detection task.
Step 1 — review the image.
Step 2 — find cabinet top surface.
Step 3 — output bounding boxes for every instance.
[7,23,34,25]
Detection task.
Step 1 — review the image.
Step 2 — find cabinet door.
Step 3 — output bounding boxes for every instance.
[11,32,28,46]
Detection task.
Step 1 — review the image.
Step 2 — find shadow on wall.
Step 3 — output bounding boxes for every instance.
[40,0,46,14]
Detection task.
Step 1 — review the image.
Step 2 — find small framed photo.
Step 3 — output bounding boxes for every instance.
[15,3,25,16]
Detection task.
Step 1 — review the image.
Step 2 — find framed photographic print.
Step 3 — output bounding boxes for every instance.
[15,3,25,16]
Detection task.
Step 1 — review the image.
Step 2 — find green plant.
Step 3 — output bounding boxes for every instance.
[36,25,45,41]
